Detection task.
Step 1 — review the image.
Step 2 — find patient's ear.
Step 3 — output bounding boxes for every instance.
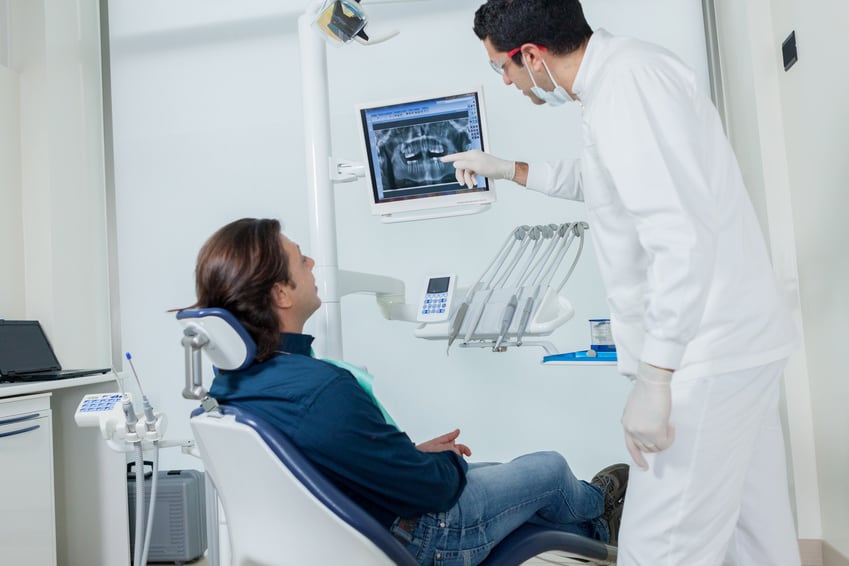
[271,282,293,309]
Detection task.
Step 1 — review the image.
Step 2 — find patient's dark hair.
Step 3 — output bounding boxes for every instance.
[473,0,593,66]
[193,218,290,363]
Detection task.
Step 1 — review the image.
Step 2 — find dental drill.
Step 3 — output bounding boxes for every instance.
[447,227,526,354]
[494,225,544,350]
[464,225,533,344]
[515,223,561,345]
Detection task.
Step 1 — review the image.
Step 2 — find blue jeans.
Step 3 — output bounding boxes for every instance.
[390,451,607,566]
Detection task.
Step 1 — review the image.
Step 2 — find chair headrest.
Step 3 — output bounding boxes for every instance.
[177,308,257,371]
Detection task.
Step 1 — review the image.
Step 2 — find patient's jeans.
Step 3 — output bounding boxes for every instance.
[390,451,607,566]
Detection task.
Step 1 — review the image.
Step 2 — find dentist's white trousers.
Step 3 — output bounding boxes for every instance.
[617,359,800,566]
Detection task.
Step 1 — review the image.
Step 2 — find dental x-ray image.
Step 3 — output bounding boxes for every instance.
[374,117,472,192]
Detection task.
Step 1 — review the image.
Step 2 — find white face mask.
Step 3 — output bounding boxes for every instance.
[523,56,572,106]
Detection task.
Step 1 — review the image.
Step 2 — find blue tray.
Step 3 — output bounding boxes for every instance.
[542,349,618,365]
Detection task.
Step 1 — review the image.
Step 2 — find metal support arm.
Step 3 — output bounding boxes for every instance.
[181,328,209,401]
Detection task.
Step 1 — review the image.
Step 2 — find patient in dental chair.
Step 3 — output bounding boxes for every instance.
[190,217,627,566]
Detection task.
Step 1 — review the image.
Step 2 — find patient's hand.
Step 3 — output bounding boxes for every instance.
[416,429,472,457]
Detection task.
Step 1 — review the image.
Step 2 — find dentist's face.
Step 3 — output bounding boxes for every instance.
[484,38,545,105]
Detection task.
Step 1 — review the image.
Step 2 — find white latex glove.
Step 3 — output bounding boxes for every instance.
[621,361,675,470]
[440,150,516,188]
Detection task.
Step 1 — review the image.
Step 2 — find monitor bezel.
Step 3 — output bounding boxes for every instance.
[355,87,495,218]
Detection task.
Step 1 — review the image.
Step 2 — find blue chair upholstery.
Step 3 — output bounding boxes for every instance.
[180,308,617,565]
[483,524,614,565]
[192,405,419,565]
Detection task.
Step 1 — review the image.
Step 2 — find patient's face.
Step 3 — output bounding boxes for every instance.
[281,235,321,322]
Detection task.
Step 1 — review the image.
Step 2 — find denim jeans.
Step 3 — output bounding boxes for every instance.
[390,451,607,566]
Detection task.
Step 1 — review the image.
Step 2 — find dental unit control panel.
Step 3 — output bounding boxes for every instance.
[74,392,125,426]
[417,275,456,323]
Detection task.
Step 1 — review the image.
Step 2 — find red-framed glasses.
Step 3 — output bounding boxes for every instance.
[490,45,548,75]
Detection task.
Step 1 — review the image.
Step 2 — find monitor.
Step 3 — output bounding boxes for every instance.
[356,88,494,221]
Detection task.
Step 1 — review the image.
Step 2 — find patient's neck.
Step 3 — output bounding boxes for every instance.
[278,315,305,335]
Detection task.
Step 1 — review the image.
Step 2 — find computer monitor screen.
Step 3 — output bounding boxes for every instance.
[357,88,494,219]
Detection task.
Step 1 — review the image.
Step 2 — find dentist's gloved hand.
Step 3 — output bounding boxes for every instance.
[440,150,515,188]
[622,361,675,470]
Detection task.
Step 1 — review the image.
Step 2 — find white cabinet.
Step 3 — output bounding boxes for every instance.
[0,376,131,566]
[0,393,55,566]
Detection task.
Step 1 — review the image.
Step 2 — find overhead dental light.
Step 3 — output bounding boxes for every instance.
[311,0,399,46]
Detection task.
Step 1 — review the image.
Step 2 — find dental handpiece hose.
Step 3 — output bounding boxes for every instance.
[446,301,470,354]
[466,226,531,343]
[122,397,139,434]
[126,353,157,432]
[125,352,160,566]
[516,294,536,346]
[494,294,518,351]
[132,444,145,566]
[515,225,558,346]
[449,229,521,354]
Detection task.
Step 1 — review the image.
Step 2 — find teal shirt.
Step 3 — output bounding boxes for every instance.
[322,358,398,428]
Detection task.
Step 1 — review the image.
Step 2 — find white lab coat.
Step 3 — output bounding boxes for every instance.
[526,30,802,565]
[526,29,797,380]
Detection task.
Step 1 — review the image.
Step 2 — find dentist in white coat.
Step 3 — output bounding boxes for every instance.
[441,1,801,565]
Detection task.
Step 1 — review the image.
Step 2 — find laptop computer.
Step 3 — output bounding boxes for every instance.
[0,320,111,382]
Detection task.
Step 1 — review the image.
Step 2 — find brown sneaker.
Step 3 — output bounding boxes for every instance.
[590,463,629,545]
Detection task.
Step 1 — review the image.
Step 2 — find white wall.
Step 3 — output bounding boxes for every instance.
[4,1,115,563]
[0,0,22,317]
[107,0,709,480]
[0,64,24,318]
[0,0,8,66]
[713,0,822,543]
[7,0,111,367]
[715,0,849,556]
[766,0,849,557]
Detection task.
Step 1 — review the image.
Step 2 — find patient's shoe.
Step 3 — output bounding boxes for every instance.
[591,463,629,546]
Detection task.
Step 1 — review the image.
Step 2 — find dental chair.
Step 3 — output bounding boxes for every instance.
[178,308,617,566]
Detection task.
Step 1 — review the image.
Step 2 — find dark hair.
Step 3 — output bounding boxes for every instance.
[193,218,290,363]
[474,0,593,66]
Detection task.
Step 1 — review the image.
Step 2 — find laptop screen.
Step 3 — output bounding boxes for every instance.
[0,320,62,375]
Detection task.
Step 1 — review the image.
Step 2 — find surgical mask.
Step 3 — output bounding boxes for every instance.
[523,56,572,106]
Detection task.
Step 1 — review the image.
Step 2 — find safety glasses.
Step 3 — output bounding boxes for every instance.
[489,44,548,75]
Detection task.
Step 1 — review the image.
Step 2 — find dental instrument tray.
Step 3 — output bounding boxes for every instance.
[414,222,589,354]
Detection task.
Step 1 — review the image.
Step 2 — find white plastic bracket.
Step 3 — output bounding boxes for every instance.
[331,159,366,183]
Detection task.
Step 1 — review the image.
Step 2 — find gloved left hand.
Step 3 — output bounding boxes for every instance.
[621,361,675,470]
